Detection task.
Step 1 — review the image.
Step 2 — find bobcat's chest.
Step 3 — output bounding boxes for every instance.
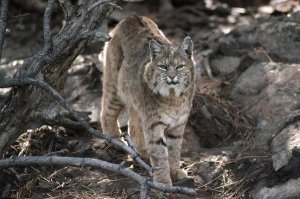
[160,108,189,129]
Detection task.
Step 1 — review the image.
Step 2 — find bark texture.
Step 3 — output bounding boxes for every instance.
[0,0,113,155]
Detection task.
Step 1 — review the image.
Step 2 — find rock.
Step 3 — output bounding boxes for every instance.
[230,62,267,96]
[229,62,300,150]
[210,56,241,77]
[271,121,300,171]
[257,18,300,62]
[252,177,300,199]
[217,11,300,64]
[217,36,239,56]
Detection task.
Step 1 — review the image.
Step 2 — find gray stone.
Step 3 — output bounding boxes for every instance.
[230,62,267,96]
[271,121,300,171]
[257,18,300,62]
[229,62,300,150]
[252,177,300,199]
[210,56,241,76]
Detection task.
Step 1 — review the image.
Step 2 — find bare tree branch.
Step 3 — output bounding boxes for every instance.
[88,0,122,12]
[57,0,74,19]
[0,156,196,196]
[0,77,152,175]
[8,13,30,22]
[0,0,9,62]
[121,125,139,154]
[140,182,149,199]
[43,0,55,54]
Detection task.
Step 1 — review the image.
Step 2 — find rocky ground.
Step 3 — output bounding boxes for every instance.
[0,0,300,198]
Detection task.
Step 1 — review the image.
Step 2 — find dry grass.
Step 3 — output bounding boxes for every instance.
[192,91,255,149]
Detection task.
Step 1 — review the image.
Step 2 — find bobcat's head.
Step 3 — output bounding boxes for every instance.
[144,36,195,97]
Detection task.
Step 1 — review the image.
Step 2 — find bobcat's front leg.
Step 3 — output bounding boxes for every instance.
[166,124,188,182]
[145,122,172,185]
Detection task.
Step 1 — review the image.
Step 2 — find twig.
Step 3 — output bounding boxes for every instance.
[107,2,123,10]
[203,56,213,78]
[43,0,55,54]
[44,149,69,156]
[8,13,30,22]
[0,0,9,62]
[88,0,122,12]
[120,125,139,154]
[0,156,196,196]
[57,0,74,19]
[0,77,152,175]
[140,181,149,199]
[25,0,56,78]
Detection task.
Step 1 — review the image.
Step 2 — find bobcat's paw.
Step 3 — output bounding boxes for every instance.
[138,148,149,160]
[171,168,188,182]
[153,174,172,185]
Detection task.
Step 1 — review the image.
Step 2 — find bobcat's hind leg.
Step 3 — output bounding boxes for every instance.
[101,40,124,139]
[100,75,124,138]
[100,97,124,138]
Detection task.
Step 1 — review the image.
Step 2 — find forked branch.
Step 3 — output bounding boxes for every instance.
[0,156,196,196]
[0,76,152,175]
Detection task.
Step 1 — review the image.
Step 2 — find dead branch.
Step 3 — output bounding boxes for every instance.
[0,0,9,61]
[43,0,55,53]
[88,0,122,12]
[0,77,152,175]
[8,13,30,22]
[140,182,149,199]
[0,156,196,196]
[121,125,139,154]
[57,0,74,19]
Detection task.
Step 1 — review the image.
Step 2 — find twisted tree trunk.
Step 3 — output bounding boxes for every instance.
[0,0,113,155]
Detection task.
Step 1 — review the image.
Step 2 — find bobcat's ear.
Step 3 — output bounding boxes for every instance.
[149,40,162,61]
[179,36,193,59]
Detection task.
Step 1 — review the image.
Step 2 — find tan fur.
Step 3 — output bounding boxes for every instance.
[100,16,196,185]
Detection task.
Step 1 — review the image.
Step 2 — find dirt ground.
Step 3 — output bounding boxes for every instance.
[1,0,300,198]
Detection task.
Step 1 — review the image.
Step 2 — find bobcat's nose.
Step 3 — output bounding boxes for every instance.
[168,72,176,80]
[166,75,178,84]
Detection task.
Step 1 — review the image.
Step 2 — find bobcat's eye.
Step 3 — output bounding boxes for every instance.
[175,64,185,70]
[158,65,168,71]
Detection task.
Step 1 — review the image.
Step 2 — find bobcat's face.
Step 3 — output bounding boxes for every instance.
[144,37,194,97]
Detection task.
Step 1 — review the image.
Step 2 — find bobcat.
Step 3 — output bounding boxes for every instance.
[100,16,195,185]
